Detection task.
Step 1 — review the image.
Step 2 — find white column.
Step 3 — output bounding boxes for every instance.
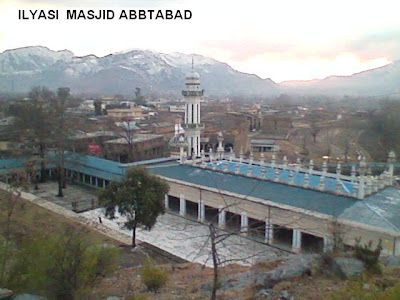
[240,212,248,235]
[95,177,98,187]
[185,103,189,124]
[358,176,365,199]
[197,136,201,157]
[194,102,198,124]
[103,179,106,188]
[265,218,274,244]
[218,206,226,229]
[198,199,205,222]
[323,236,332,253]
[189,103,192,124]
[164,194,169,209]
[292,229,302,253]
[193,135,198,157]
[179,194,186,216]
[197,103,201,123]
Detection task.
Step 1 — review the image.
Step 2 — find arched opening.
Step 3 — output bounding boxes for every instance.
[224,143,233,152]
[204,143,213,153]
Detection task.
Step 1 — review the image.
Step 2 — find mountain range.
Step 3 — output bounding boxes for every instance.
[281,61,400,97]
[0,46,399,98]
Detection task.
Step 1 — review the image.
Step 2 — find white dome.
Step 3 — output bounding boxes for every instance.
[186,71,200,79]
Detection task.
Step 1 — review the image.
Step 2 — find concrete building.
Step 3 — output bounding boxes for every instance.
[1,149,399,256]
[250,139,280,153]
[107,107,143,120]
[151,151,400,255]
[69,131,117,154]
[104,134,165,163]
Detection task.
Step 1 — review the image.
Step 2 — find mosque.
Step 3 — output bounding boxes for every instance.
[1,67,399,256]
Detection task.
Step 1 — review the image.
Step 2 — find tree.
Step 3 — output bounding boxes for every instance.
[24,157,41,190]
[94,99,102,115]
[310,122,320,143]
[134,87,146,106]
[105,117,139,162]
[11,86,54,182]
[50,87,72,196]
[0,170,27,285]
[370,101,400,156]
[7,227,118,299]
[99,167,169,248]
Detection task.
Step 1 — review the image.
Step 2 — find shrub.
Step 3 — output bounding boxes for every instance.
[330,281,400,300]
[127,293,152,300]
[140,259,168,292]
[353,238,382,274]
[7,228,119,298]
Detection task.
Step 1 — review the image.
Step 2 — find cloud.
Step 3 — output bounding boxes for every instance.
[1,0,400,81]
[202,40,296,61]
[347,29,400,61]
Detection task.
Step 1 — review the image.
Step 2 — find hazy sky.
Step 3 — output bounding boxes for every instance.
[0,0,399,82]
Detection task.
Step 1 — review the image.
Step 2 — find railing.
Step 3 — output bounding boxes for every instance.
[182,90,204,97]
[180,153,394,200]
[183,123,205,129]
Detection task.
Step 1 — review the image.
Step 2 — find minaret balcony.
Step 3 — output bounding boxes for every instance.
[183,123,205,130]
[182,90,204,97]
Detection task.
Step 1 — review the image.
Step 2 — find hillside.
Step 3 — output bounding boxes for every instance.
[281,61,400,97]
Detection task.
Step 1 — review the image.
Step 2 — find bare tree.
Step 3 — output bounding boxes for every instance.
[0,170,27,284]
[325,130,333,162]
[24,157,41,190]
[106,117,138,162]
[310,122,320,143]
[50,88,72,197]
[327,216,347,254]
[11,86,54,182]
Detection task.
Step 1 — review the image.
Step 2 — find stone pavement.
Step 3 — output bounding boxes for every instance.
[29,182,99,211]
[82,209,288,267]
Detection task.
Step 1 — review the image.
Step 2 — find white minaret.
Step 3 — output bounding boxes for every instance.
[182,58,204,158]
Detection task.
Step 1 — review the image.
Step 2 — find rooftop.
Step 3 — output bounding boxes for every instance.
[71,131,117,139]
[106,134,163,144]
[148,162,400,234]
[251,139,276,145]
[1,154,399,235]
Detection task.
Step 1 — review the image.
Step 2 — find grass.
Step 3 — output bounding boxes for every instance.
[0,190,113,247]
[359,131,388,162]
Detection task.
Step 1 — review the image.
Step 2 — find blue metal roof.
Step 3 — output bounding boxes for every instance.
[149,163,400,233]
[0,153,126,182]
[149,163,356,217]
[341,187,400,232]
[1,155,398,233]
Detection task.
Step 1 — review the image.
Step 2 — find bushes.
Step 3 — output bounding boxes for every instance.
[353,239,382,274]
[141,259,168,292]
[330,280,400,300]
[6,228,119,299]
